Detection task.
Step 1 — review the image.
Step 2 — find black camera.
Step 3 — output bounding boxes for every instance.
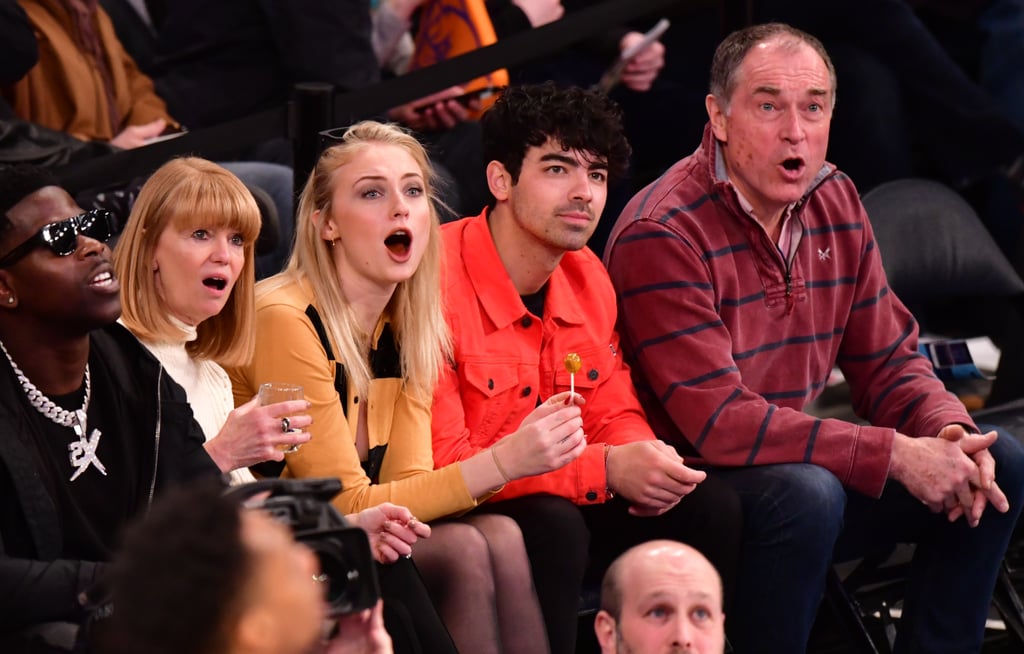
[227,477,380,616]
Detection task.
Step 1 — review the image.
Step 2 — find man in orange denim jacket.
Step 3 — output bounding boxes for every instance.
[430,83,742,654]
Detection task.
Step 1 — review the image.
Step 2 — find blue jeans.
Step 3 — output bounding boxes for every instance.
[715,427,1024,653]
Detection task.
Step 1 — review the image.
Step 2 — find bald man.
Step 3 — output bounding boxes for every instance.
[595,540,725,654]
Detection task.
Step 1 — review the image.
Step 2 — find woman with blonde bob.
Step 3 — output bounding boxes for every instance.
[229,122,552,653]
[114,157,312,484]
[115,158,442,650]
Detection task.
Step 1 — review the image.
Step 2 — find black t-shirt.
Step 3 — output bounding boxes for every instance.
[26,356,144,561]
[520,284,548,319]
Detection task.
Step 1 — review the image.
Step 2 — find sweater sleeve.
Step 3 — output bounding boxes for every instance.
[837,205,975,438]
[0,555,103,629]
[608,216,895,497]
[230,299,483,522]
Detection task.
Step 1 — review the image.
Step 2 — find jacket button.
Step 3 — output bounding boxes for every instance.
[585,491,598,501]
[587,368,599,381]
[520,316,532,328]
[521,386,531,397]
[487,378,494,390]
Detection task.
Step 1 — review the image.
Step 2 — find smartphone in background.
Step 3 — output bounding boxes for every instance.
[411,86,501,114]
[595,18,670,94]
[920,338,988,381]
[143,125,188,145]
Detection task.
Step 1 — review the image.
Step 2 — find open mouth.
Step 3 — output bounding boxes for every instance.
[203,277,228,291]
[384,230,411,257]
[89,271,115,287]
[782,157,804,172]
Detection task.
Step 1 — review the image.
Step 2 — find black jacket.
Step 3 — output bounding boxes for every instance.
[0,323,220,636]
[149,0,379,128]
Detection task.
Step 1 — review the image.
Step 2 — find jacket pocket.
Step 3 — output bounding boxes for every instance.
[460,360,521,439]
[553,343,617,399]
[463,360,519,398]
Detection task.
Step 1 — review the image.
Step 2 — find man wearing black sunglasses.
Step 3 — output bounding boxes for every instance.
[0,165,220,653]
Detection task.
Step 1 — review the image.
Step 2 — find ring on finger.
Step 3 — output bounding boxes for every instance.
[281,417,291,433]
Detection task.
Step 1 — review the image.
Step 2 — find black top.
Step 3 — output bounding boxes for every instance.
[0,323,221,634]
[29,363,142,562]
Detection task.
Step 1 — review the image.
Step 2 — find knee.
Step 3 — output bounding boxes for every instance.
[472,514,527,560]
[441,524,497,593]
[687,473,743,527]
[983,426,1024,505]
[526,495,590,557]
[738,464,846,544]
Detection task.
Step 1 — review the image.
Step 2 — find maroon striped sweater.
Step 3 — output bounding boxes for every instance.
[604,125,973,497]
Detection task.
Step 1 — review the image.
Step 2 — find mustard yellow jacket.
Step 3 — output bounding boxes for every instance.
[229,277,490,520]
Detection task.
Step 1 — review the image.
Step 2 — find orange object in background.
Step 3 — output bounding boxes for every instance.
[410,0,509,118]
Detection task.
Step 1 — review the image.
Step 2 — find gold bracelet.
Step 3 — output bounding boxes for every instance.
[491,446,512,483]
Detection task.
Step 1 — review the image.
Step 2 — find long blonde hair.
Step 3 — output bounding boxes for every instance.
[260,121,449,400]
[114,157,260,368]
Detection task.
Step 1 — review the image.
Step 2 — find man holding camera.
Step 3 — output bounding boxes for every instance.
[97,481,396,654]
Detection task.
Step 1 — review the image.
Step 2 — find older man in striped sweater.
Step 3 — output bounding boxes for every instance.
[605,21,1024,654]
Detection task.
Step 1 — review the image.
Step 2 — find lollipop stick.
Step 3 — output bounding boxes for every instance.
[570,373,575,404]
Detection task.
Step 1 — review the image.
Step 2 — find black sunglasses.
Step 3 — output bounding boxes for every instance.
[0,209,114,268]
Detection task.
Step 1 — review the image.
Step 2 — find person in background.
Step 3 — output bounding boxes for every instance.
[143,0,488,215]
[96,480,394,654]
[594,540,726,654]
[2,0,295,277]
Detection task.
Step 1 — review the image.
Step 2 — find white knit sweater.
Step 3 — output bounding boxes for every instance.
[140,318,256,485]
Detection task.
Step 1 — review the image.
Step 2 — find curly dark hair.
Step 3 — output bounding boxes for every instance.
[481,82,632,185]
[98,481,250,654]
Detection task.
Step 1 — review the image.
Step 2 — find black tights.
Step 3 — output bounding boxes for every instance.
[413,513,550,654]
[377,557,457,654]
[477,496,590,654]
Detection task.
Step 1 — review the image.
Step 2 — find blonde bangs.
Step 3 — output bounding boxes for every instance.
[163,175,262,246]
[116,157,259,367]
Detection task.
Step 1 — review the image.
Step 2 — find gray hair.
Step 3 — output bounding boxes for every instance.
[709,22,836,111]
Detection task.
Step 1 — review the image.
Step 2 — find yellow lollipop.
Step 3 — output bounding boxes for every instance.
[564,352,582,402]
[564,352,582,374]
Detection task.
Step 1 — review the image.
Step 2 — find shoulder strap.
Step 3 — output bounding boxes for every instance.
[304,305,348,418]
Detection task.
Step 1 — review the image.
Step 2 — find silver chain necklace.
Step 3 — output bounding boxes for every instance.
[0,339,90,425]
[0,339,106,481]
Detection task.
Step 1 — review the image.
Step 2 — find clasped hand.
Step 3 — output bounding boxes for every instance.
[892,426,1008,527]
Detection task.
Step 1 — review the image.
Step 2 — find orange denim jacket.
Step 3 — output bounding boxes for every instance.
[431,211,654,505]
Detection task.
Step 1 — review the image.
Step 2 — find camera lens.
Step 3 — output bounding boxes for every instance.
[307,541,361,613]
